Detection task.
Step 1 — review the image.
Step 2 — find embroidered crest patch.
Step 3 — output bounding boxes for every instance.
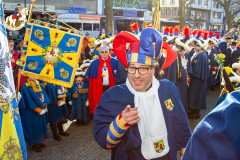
[194,59,197,63]
[164,99,174,111]
[153,140,165,153]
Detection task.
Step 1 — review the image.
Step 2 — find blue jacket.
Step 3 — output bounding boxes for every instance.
[93,79,191,160]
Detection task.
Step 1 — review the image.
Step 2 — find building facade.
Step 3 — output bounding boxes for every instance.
[160,0,225,32]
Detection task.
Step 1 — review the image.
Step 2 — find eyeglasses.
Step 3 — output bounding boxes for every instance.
[100,51,108,54]
[125,66,152,75]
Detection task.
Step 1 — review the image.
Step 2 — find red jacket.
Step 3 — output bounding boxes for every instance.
[11,50,26,90]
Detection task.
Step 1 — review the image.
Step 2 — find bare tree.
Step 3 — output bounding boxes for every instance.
[215,0,240,29]
[105,0,114,34]
[179,0,194,28]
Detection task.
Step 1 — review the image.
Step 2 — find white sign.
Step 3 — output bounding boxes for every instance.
[3,3,55,13]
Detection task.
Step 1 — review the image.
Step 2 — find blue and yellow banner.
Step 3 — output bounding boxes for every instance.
[0,1,27,159]
[22,23,83,88]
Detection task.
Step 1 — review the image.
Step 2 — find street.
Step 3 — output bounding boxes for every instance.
[27,87,220,160]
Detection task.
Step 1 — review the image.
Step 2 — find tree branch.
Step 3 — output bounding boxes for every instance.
[185,0,194,7]
[233,9,240,16]
[230,0,240,5]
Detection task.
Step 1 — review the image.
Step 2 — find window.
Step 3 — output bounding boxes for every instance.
[217,12,221,19]
[173,9,176,16]
[168,10,171,17]
[83,23,92,31]
[93,24,99,31]
[170,0,175,5]
[198,0,202,5]
[204,0,208,6]
[162,0,167,5]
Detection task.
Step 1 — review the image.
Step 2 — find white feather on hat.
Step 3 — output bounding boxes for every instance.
[209,38,218,46]
[175,37,190,52]
[75,69,85,76]
[232,62,240,69]
[80,60,91,70]
[193,38,207,51]
[95,39,103,46]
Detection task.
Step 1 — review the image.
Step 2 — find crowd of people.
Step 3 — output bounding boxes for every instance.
[7,25,240,159]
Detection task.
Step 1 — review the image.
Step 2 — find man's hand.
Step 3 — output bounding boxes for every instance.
[122,105,140,125]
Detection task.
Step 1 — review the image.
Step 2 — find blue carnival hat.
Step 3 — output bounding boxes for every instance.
[113,28,163,66]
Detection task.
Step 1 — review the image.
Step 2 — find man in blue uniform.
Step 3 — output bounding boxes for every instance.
[188,36,209,119]
[93,28,191,160]
[206,38,218,89]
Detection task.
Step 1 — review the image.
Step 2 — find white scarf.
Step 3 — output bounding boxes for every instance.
[126,77,169,159]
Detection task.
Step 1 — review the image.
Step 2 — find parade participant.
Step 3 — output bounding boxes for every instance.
[85,37,96,59]
[85,41,118,115]
[174,31,191,112]
[206,38,218,89]
[162,26,169,41]
[183,90,240,160]
[69,69,89,124]
[219,35,232,55]
[8,34,19,69]
[44,83,70,141]
[93,28,191,160]
[157,27,179,82]
[8,34,26,90]
[214,65,240,107]
[98,28,107,39]
[188,31,209,119]
[19,77,50,152]
[91,39,102,60]
[14,4,22,22]
[166,26,179,48]
[80,59,91,73]
[223,41,240,67]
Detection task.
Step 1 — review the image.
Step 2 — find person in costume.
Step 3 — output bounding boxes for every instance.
[214,64,240,108]
[85,41,118,115]
[44,83,70,141]
[219,35,232,56]
[156,31,178,82]
[69,69,90,124]
[93,28,191,160]
[8,34,26,90]
[14,4,22,22]
[19,77,50,152]
[223,41,240,67]
[173,28,191,112]
[206,37,219,89]
[90,39,101,60]
[183,90,240,160]
[188,31,209,119]
[98,28,107,39]
[85,37,96,59]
